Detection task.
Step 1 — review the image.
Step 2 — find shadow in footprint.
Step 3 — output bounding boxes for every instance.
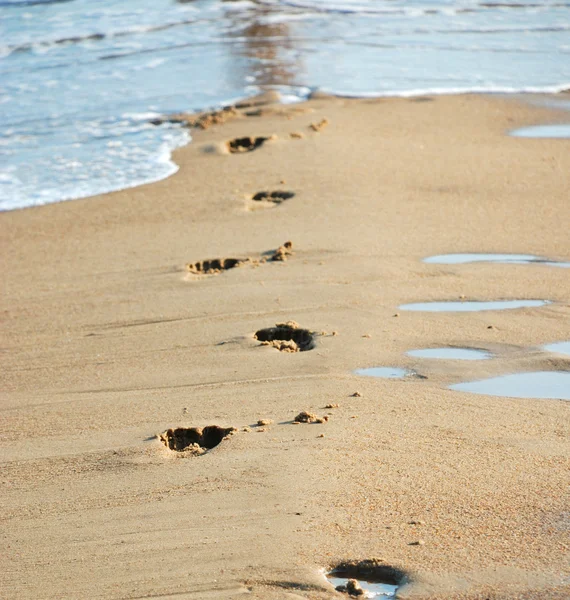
[187,258,247,275]
[264,240,293,262]
[227,136,268,153]
[254,321,315,352]
[252,190,295,204]
[186,242,293,276]
[160,425,236,455]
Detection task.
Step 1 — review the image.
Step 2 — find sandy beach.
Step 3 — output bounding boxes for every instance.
[1,93,569,599]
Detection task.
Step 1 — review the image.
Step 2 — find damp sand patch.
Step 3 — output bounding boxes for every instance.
[327,560,406,598]
[159,425,236,455]
[424,253,570,268]
[407,347,491,360]
[254,321,316,352]
[150,105,240,130]
[354,367,414,379]
[400,300,550,312]
[450,371,570,401]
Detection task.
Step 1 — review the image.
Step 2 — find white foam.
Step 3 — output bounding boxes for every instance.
[2,0,569,211]
[315,82,570,98]
[0,126,190,212]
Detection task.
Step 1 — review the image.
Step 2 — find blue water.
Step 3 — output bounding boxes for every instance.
[354,366,412,378]
[423,253,570,267]
[327,574,398,598]
[543,341,570,356]
[407,347,491,360]
[451,371,570,400]
[399,299,550,312]
[511,124,570,138]
[2,0,570,210]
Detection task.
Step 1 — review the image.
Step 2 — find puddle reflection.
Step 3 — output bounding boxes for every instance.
[399,300,550,312]
[511,124,570,139]
[450,372,570,400]
[407,347,490,360]
[543,341,570,357]
[355,367,412,379]
[423,253,570,268]
[327,573,398,598]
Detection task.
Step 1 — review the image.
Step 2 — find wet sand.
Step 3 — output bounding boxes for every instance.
[1,93,569,599]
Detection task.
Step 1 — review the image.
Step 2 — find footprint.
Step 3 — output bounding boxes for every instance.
[254,321,316,352]
[227,136,269,154]
[327,560,406,598]
[159,425,236,455]
[327,559,406,598]
[252,190,295,204]
[186,257,248,275]
[186,242,293,276]
[266,240,293,262]
[246,190,295,211]
[309,118,329,132]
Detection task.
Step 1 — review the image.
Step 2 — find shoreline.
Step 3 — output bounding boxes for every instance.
[3,87,570,214]
[1,92,569,599]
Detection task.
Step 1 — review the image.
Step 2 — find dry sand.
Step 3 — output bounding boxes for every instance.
[1,93,569,599]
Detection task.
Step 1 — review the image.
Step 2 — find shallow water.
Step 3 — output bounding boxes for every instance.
[510,124,570,138]
[423,253,570,267]
[327,574,398,599]
[543,341,570,356]
[399,299,550,312]
[2,0,570,210]
[354,367,412,379]
[450,371,570,400]
[407,347,490,360]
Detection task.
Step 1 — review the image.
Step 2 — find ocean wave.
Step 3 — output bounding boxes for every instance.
[316,82,570,98]
[435,24,570,34]
[258,0,570,15]
[2,17,200,55]
[480,2,570,7]
[0,124,190,211]
[2,0,569,212]
[0,0,74,7]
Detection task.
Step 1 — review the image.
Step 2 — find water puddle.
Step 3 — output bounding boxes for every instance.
[543,341,570,357]
[423,253,570,268]
[399,300,550,312]
[450,372,570,400]
[327,561,404,599]
[327,574,398,598]
[407,347,490,361]
[355,367,413,379]
[510,124,570,139]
